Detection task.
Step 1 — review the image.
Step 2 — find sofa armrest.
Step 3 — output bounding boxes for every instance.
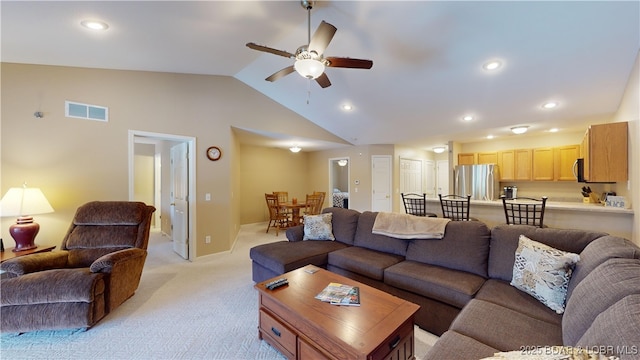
[90,248,147,312]
[286,225,304,242]
[0,251,69,277]
[89,248,146,273]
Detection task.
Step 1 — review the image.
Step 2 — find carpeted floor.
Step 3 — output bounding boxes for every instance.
[1,222,438,359]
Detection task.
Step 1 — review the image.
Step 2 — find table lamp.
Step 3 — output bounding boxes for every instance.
[0,184,54,252]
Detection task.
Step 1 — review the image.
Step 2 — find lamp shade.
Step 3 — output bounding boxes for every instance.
[1,187,54,217]
[294,59,325,79]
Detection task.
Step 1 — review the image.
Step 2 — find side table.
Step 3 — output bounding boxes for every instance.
[1,245,56,263]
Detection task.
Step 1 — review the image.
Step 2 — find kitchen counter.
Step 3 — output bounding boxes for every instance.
[424,198,634,240]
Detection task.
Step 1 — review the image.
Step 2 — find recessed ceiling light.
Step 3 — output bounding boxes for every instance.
[81,20,109,31]
[342,104,353,111]
[542,101,558,109]
[511,126,529,135]
[483,60,502,71]
[462,115,473,121]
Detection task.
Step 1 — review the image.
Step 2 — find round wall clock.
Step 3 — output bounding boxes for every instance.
[206,146,222,161]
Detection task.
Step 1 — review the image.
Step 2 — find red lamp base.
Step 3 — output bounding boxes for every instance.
[9,216,39,252]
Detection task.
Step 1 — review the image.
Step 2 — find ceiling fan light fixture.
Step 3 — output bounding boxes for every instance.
[294,59,325,79]
[511,126,529,134]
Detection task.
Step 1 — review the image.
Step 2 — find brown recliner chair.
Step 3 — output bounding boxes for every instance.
[1,201,155,333]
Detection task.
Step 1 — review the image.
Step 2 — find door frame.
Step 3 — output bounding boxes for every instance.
[128,130,197,261]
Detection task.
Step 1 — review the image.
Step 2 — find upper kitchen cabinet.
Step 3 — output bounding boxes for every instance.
[477,152,498,164]
[498,150,531,181]
[514,149,532,180]
[458,153,476,165]
[581,122,628,183]
[533,148,554,181]
[554,145,580,181]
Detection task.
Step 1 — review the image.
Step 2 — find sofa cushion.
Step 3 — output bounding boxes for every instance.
[476,279,562,325]
[384,261,485,308]
[249,240,349,275]
[321,207,361,245]
[450,299,563,351]
[353,212,409,256]
[511,235,580,314]
[327,246,404,281]
[425,330,499,360]
[303,213,335,240]
[489,225,605,282]
[405,220,491,277]
[562,258,640,346]
[567,236,640,301]
[576,295,640,360]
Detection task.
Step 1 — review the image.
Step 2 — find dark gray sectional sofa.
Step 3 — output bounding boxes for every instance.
[249,207,640,359]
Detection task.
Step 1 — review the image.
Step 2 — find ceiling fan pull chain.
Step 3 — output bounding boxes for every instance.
[307,79,311,104]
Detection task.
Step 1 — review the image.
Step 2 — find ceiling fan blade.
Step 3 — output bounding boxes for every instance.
[315,73,331,88]
[326,57,373,69]
[246,43,295,59]
[308,21,337,56]
[265,66,295,82]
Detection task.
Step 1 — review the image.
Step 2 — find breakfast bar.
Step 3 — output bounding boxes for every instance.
[425,199,634,240]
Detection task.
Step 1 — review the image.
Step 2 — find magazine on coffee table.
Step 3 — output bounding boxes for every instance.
[315,282,361,306]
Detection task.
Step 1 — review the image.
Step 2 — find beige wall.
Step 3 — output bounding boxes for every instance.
[1,63,344,257]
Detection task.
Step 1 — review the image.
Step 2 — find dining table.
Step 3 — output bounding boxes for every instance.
[280,201,307,226]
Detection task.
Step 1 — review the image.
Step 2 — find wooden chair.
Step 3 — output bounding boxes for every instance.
[273,191,292,216]
[501,195,548,228]
[265,193,290,235]
[401,193,437,217]
[439,194,476,221]
[312,191,326,209]
[303,193,324,217]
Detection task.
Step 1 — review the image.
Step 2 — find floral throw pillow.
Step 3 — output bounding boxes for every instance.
[303,213,335,241]
[511,235,580,314]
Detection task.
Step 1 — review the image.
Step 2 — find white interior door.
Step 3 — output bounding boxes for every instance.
[171,143,189,259]
[372,155,392,212]
[437,160,449,196]
[425,159,436,198]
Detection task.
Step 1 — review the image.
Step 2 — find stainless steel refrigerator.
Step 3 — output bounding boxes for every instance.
[453,164,500,200]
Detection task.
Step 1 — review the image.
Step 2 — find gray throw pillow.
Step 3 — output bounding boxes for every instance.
[303,213,335,241]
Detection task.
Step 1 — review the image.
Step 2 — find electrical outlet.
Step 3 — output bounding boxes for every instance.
[205,235,211,244]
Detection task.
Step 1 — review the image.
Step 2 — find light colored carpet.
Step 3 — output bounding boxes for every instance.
[1,222,438,359]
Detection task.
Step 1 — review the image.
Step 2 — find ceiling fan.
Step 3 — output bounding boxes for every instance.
[246,0,373,88]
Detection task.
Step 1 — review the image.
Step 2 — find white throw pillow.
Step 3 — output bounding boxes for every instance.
[303,213,335,241]
[511,235,580,314]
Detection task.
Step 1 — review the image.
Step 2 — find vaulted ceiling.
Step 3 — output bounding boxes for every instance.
[3,1,639,151]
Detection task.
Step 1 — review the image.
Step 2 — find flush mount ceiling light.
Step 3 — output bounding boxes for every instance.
[342,104,353,111]
[462,115,474,121]
[511,126,529,135]
[289,145,302,153]
[549,128,559,133]
[486,135,495,139]
[337,159,348,166]
[433,146,446,154]
[81,20,109,31]
[482,60,502,71]
[542,101,558,109]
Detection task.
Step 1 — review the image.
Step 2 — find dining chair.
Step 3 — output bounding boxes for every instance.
[439,194,476,221]
[304,193,324,216]
[401,193,437,217]
[273,191,292,216]
[265,193,290,235]
[501,195,548,227]
[312,191,326,207]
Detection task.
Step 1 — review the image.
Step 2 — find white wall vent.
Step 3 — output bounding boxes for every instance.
[65,101,109,122]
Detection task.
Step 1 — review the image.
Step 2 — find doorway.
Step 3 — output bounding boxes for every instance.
[371,155,392,212]
[328,157,350,208]
[128,130,196,260]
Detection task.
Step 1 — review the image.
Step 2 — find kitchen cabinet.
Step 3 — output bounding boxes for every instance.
[514,149,532,180]
[498,150,516,181]
[533,148,554,181]
[554,145,580,181]
[458,153,476,165]
[477,152,498,164]
[581,122,628,182]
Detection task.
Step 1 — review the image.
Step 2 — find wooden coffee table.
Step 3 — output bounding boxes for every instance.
[255,265,420,360]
